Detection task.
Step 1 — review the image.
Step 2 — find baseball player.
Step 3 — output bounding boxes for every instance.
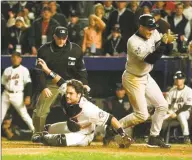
[163,71,192,144]
[32,58,132,147]
[117,14,177,148]
[1,52,34,132]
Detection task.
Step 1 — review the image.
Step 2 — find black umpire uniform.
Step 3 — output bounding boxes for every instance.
[32,26,88,136]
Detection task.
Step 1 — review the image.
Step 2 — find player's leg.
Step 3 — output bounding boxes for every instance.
[119,72,149,128]
[145,75,170,148]
[146,75,168,136]
[47,122,71,134]
[177,111,191,143]
[10,92,34,131]
[32,84,59,133]
[42,132,94,147]
[1,91,11,122]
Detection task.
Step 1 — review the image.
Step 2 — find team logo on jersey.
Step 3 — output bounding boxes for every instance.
[99,111,105,118]
[68,57,76,66]
[135,47,141,55]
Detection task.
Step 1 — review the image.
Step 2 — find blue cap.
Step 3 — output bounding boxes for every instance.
[54,26,68,38]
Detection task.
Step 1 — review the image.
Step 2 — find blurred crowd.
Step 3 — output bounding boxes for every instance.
[1,1,192,56]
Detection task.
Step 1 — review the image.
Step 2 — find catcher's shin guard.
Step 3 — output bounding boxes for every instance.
[103,125,118,146]
[42,134,67,146]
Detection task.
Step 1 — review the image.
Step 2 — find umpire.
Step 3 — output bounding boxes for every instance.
[32,26,89,141]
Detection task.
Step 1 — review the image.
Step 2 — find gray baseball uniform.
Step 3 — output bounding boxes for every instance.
[119,29,168,136]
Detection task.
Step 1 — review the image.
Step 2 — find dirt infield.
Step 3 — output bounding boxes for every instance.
[2,140,192,158]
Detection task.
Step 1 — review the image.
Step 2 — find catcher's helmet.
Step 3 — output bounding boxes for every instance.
[173,71,185,79]
[139,14,157,29]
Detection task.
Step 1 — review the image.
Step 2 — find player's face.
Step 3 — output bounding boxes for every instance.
[65,86,81,104]
[140,26,154,39]
[11,55,22,66]
[174,79,185,87]
[116,89,126,99]
[54,35,67,47]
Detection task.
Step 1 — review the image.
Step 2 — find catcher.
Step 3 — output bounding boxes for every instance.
[33,58,132,147]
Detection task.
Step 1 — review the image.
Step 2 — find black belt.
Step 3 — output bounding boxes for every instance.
[6,90,20,93]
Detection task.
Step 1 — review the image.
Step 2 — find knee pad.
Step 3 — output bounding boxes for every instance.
[42,134,67,146]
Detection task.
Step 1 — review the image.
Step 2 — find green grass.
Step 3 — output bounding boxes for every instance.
[2,152,191,160]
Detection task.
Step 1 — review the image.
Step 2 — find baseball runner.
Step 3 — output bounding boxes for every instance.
[163,71,192,144]
[117,14,177,148]
[32,58,132,148]
[1,52,34,132]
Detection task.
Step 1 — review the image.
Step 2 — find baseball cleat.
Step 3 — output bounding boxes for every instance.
[147,136,171,148]
[31,133,43,143]
[183,136,191,144]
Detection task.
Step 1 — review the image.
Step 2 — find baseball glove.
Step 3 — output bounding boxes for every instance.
[67,118,81,132]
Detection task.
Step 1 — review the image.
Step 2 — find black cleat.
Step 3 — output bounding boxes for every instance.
[31,133,43,143]
[147,136,171,148]
[183,136,191,144]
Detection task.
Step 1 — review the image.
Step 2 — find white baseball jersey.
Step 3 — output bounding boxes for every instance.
[75,97,110,134]
[166,85,192,112]
[125,29,161,76]
[2,65,31,92]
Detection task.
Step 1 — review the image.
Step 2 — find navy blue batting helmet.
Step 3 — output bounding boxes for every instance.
[173,71,185,79]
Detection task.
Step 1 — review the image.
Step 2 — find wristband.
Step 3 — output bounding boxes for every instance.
[117,127,126,137]
[49,71,57,79]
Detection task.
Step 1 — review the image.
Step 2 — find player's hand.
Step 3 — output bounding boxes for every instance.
[42,88,53,98]
[161,33,168,44]
[37,58,51,74]
[83,85,91,92]
[167,29,178,44]
[24,96,31,106]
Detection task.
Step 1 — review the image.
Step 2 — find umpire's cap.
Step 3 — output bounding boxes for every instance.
[139,14,157,29]
[54,26,68,39]
[173,71,185,79]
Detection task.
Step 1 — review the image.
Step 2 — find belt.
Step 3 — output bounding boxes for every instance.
[6,89,21,93]
[126,70,148,77]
